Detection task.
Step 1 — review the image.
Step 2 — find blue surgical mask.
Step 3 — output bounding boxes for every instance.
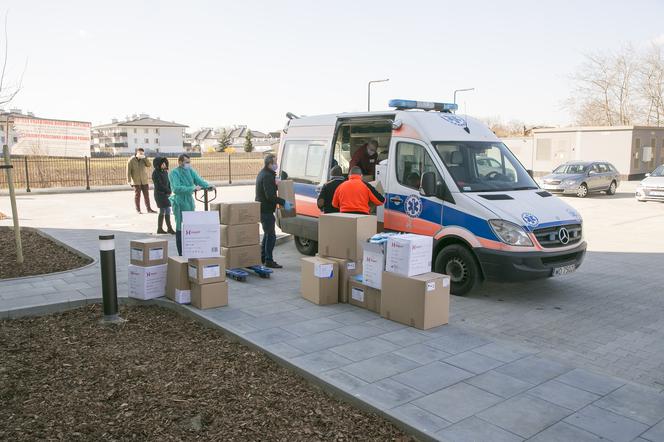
[183,163,192,170]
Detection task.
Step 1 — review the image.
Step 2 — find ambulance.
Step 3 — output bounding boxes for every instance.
[276,100,586,295]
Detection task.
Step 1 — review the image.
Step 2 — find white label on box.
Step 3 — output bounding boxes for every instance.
[426,281,436,291]
[351,287,364,302]
[149,247,164,261]
[174,289,191,304]
[347,262,356,271]
[131,248,143,261]
[188,264,198,279]
[203,264,221,279]
[443,278,450,288]
[314,263,334,278]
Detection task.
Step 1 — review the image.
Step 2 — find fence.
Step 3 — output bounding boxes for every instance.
[0,153,266,190]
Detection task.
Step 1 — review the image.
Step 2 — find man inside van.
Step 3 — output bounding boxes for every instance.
[349,139,379,177]
[332,166,384,215]
[317,165,345,214]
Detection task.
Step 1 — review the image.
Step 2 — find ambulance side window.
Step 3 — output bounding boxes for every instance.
[281,140,328,184]
[395,142,441,190]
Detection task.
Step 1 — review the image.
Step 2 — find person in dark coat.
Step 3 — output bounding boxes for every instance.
[317,165,345,214]
[152,157,175,234]
[255,154,288,268]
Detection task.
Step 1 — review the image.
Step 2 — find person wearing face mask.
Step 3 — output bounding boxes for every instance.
[349,139,379,178]
[255,154,288,268]
[151,157,175,235]
[169,153,212,256]
[127,147,156,214]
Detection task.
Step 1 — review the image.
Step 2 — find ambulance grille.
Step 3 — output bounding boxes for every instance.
[534,223,582,248]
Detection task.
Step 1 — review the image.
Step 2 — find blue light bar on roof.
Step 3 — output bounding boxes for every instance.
[388,99,458,113]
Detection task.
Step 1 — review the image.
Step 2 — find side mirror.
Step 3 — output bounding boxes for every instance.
[420,171,437,197]
[588,170,596,175]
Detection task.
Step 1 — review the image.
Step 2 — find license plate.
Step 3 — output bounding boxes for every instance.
[543,185,560,190]
[552,264,576,277]
[650,190,664,196]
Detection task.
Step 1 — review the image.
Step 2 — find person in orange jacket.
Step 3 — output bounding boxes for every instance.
[332,166,385,214]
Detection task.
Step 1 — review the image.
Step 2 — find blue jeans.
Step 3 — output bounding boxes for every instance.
[159,207,171,215]
[176,231,182,256]
[260,212,276,263]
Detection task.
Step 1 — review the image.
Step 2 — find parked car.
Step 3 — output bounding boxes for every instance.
[541,161,620,198]
[635,165,664,202]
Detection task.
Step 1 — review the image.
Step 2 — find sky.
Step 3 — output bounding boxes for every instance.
[1,0,663,132]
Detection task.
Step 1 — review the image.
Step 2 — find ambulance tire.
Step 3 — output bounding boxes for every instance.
[435,244,480,296]
[294,236,318,256]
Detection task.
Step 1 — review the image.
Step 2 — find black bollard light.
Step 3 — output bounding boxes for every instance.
[99,234,123,323]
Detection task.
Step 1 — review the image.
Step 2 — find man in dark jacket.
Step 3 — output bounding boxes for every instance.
[255,154,288,268]
[317,165,345,214]
[151,157,175,234]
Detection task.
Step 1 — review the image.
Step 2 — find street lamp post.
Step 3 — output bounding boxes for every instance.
[368,79,389,111]
[453,88,475,113]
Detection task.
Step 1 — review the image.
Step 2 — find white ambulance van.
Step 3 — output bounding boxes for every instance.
[277,99,586,295]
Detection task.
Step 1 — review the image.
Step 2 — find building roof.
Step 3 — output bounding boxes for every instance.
[229,127,267,138]
[190,128,216,141]
[533,125,664,134]
[94,116,188,129]
[0,112,90,125]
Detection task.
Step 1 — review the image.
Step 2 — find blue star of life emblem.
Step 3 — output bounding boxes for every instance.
[440,114,466,126]
[521,212,539,228]
[404,194,423,218]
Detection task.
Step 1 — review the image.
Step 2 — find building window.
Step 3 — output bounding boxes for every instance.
[144,129,148,134]
[155,138,159,144]
[144,138,149,144]
[13,136,17,142]
[134,138,138,144]
[155,128,160,134]
[133,128,137,134]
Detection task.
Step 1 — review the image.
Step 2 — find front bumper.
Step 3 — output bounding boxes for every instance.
[635,188,664,202]
[541,184,579,194]
[476,241,587,282]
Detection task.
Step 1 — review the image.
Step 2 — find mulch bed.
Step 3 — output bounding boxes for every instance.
[0,227,92,279]
[0,305,413,441]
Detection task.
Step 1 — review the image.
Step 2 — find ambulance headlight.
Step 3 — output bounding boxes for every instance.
[489,220,533,247]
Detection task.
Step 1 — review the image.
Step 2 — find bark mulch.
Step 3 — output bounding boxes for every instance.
[0,305,414,441]
[0,227,92,279]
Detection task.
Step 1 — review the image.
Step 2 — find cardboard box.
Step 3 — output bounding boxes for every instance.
[348,280,381,313]
[362,242,386,290]
[318,213,377,262]
[300,257,338,305]
[128,264,168,300]
[190,281,228,309]
[188,257,226,284]
[182,211,221,258]
[216,202,261,225]
[173,288,191,304]
[385,234,433,277]
[220,223,260,247]
[277,179,297,218]
[380,272,450,330]
[221,244,262,269]
[321,256,360,303]
[166,256,190,301]
[130,238,168,267]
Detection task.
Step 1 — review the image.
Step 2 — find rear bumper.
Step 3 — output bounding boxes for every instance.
[277,214,318,241]
[476,241,587,282]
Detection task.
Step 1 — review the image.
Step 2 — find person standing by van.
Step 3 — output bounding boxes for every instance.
[317,165,345,214]
[152,157,175,235]
[255,154,288,268]
[332,166,384,214]
[127,147,156,214]
[349,139,379,177]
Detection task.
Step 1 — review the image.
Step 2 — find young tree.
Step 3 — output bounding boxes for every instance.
[216,128,231,152]
[243,129,254,152]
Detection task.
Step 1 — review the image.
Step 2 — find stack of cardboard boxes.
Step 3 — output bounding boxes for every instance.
[188,256,228,309]
[128,238,169,300]
[213,202,262,269]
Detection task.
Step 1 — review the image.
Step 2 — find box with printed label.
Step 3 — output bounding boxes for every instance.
[277,179,296,218]
[318,213,377,262]
[221,244,261,269]
[128,264,168,300]
[182,211,221,259]
[362,242,386,290]
[300,257,338,305]
[172,289,191,304]
[130,239,168,267]
[216,202,261,225]
[385,234,433,277]
[191,281,228,309]
[220,224,260,248]
[348,280,381,313]
[188,257,226,284]
[321,256,360,303]
[166,256,190,301]
[380,271,450,330]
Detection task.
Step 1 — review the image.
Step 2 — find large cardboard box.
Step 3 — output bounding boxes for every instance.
[348,280,381,313]
[385,234,433,277]
[128,264,168,300]
[277,179,296,218]
[216,202,261,225]
[166,256,190,303]
[300,257,338,305]
[380,272,450,330]
[222,244,262,269]
[362,242,386,290]
[220,223,260,248]
[182,211,221,258]
[130,239,168,267]
[318,213,377,262]
[321,256,360,303]
[188,257,226,284]
[191,281,228,309]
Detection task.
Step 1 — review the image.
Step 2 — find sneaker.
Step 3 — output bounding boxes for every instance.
[265,260,283,269]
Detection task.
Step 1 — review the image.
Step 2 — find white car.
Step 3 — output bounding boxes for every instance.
[636,165,664,202]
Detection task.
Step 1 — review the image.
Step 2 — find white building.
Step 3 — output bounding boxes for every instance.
[92,114,188,155]
[189,128,218,152]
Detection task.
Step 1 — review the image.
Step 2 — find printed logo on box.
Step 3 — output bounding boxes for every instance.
[351,287,364,302]
[426,281,436,292]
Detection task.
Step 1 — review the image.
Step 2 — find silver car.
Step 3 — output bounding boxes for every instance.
[541,161,620,198]
[636,165,664,202]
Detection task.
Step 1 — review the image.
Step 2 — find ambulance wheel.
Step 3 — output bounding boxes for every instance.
[435,244,480,296]
[294,236,318,256]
